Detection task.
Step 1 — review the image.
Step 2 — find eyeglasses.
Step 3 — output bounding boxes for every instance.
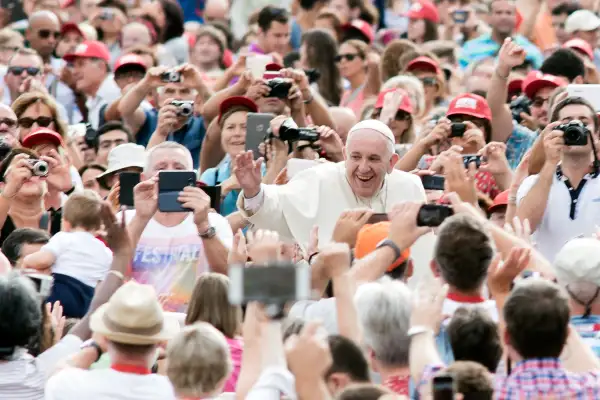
[420,77,438,87]
[7,66,41,76]
[18,116,54,128]
[38,30,60,39]
[531,97,550,108]
[0,118,17,128]
[334,53,360,63]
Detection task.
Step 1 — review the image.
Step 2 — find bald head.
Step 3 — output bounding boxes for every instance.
[26,10,60,59]
[204,0,229,21]
[329,107,357,143]
[122,22,153,49]
[28,10,59,25]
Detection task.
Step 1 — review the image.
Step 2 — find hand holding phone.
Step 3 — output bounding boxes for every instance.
[462,154,481,169]
[416,204,454,227]
[119,172,140,208]
[432,374,455,400]
[421,175,445,191]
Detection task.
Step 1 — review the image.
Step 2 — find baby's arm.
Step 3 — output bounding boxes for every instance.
[23,250,56,271]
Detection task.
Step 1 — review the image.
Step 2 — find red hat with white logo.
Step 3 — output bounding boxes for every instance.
[114,54,147,74]
[406,56,441,75]
[22,128,63,149]
[374,88,414,114]
[522,71,568,99]
[563,38,594,60]
[404,0,439,23]
[63,40,110,63]
[263,62,283,80]
[341,19,374,43]
[446,93,492,121]
[60,22,83,38]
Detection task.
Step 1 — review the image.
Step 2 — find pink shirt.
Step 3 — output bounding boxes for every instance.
[223,337,243,392]
[340,86,366,118]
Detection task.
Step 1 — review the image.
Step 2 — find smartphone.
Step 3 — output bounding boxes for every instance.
[228,262,311,305]
[450,123,466,138]
[246,113,274,160]
[119,172,140,208]
[367,213,389,224]
[247,54,273,79]
[432,374,455,400]
[196,183,222,214]
[287,158,319,179]
[463,154,481,169]
[452,9,469,23]
[567,84,600,112]
[421,175,445,191]
[417,204,454,227]
[158,171,196,212]
[99,8,114,19]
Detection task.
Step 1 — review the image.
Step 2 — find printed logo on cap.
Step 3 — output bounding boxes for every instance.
[455,97,478,109]
[411,3,423,11]
[75,43,87,53]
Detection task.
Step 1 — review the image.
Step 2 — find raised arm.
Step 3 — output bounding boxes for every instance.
[202,72,253,124]
[199,119,226,173]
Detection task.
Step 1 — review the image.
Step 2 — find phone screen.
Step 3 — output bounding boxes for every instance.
[246,113,274,160]
[432,375,454,400]
[421,175,445,191]
[158,171,196,212]
[119,172,140,208]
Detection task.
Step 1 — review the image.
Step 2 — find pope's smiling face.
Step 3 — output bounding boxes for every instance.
[343,130,398,198]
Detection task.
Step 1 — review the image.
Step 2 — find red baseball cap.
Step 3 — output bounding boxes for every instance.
[263,62,283,79]
[63,40,110,63]
[522,71,567,99]
[563,38,594,60]
[374,88,414,114]
[446,93,492,121]
[22,128,63,149]
[488,190,509,213]
[218,96,258,123]
[404,0,439,23]
[60,22,83,37]
[355,222,411,272]
[406,56,441,75]
[342,19,374,43]
[508,77,524,96]
[114,54,147,74]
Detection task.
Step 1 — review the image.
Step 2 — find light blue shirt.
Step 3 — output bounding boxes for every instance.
[459,33,543,70]
[200,155,266,216]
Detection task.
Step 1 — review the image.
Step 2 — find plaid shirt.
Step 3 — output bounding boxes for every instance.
[495,358,600,399]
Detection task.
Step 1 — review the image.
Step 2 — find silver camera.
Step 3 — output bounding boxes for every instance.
[170,100,194,117]
[27,159,49,177]
[160,71,181,83]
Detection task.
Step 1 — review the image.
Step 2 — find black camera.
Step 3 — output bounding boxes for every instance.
[274,118,320,143]
[170,100,194,117]
[266,78,292,99]
[304,68,321,84]
[509,95,531,124]
[26,159,49,177]
[416,204,454,227]
[450,122,466,138]
[160,70,181,83]
[557,120,590,146]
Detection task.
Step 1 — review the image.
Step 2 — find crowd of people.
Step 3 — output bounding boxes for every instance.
[1,0,600,398]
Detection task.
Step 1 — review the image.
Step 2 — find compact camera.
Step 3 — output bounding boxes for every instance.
[27,159,49,177]
[274,118,320,143]
[509,95,531,124]
[170,100,194,117]
[557,120,589,146]
[266,78,292,99]
[160,71,182,83]
[450,122,466,138]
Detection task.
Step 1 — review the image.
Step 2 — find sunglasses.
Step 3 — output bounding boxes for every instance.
[38,29,60,39]
[18,116,54,128]
[334,53,360,63]
[8,66,40,76]
[531,97,550,108]
[420,77,438,86]
[0,118,17,128]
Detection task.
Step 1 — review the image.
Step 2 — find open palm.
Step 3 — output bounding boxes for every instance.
[233,151,263,198]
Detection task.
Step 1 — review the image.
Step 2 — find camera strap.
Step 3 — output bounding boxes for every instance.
[556,165,588,220]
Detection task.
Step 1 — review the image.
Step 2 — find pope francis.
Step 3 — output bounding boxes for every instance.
[234,119,428,249]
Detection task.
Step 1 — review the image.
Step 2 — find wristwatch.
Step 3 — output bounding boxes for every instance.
[375,239,402,261]
[80,339,103,362]
[199,225,216,239]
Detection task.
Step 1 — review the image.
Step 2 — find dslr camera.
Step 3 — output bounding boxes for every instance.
[160,70,181,83]
[170,100,194,117]
[266,78,292,99]
[27,159,49,177]
[270,118,320,143]
[557,120,590,146]
[509,95,531,124]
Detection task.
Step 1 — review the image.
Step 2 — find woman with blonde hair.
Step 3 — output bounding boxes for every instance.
[185,273,243,393]
[11,93,67,142]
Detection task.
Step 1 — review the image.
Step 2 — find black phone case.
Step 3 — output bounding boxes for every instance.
[421,175,445,191]
[417,204,454,227]
[246,113,274,159]
[119,172,140,207]
[197,184,222,214]
[158,171,196,212]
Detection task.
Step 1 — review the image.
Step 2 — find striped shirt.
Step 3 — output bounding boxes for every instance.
[459,33,543,70]
[571,315,600,358]
[0,334,82,400]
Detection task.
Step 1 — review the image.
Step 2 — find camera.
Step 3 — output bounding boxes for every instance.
[416,204,454,227]
[266,78,292,99]
[557,120,589,146]
[274,118,320,143]
[509,95,531,124]
[462,154,481,169]
[450,122,466,138]
[304,68,321,84]
[160,70,181,83]
[170,100,194,117]
[26,159,49,177]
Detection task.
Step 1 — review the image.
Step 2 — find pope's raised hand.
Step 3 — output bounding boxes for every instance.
[233,150,263,199]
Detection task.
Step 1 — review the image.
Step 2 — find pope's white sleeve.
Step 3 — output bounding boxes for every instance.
[242,185,265,213]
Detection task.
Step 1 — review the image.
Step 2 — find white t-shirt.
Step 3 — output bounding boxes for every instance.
[124,210,234,312]
[44,367,176,400]
[517,170,600,262]
[43,231,112,287]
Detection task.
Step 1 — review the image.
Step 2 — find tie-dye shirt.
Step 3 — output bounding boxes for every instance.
[124,210,234,312]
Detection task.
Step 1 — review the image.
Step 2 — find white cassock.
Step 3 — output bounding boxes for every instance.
[237,161,436,281]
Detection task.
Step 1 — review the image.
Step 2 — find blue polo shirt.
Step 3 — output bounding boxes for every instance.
[459,34,543,69]
[136,109,205,169]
